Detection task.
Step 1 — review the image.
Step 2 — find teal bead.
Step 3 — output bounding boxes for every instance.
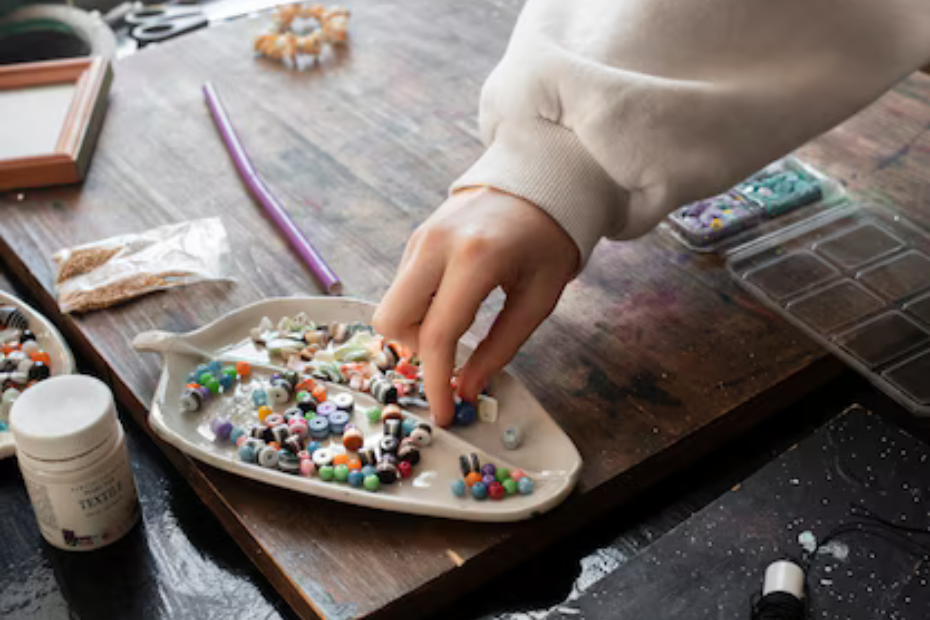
[361,465,377,477]
[401,418,417,437]
[471,482,488,500]
[518,477,535,495]
[451,479,466,497]
[207,360,223,374]
[348,471,364,487]
[503,478,518,496]
[230,427,246,445]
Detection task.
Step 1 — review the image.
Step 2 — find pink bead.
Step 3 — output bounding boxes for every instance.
[299,460,316,477]
[297,450,310,461]
[289,419,309,440]
[511,469,526,481]
[236,435,249,448]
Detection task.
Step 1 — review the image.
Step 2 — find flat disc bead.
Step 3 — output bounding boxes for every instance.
[332,392,354,412]
[316,401,337,417]
[329,411,350,434]
[265,413,285,427]
[312,447,335,467]
[258,446,280,468]
[308,416,330,439]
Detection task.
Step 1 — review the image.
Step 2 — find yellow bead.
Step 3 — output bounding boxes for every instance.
[258,406,273,422]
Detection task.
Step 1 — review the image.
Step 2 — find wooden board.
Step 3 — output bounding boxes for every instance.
[0,1,928,617]
[533,405,930,619]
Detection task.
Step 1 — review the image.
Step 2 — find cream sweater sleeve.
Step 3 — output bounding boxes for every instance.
[452,0,930,264]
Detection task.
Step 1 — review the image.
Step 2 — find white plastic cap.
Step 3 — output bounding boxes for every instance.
[763,560,805,599]
[10,375,117,461]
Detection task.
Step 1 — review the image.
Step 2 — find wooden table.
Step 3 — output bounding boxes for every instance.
[1,1,929,617]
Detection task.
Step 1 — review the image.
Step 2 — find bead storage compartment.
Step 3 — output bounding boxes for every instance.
[727,203,930,415]
[135,296,582,522]
[0,291,75,458]
[663,156,844,252]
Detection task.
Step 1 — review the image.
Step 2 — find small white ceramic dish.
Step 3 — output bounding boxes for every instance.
[134,296,582,522]
[0,291,76,458]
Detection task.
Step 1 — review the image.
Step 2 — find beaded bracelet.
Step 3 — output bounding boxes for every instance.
[254,3,350,70]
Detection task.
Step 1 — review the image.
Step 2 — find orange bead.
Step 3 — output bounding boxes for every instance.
[296,378,317,392]
[257,406,273,422]
[268,442,281,450]
[333,453,349,466]
[30,351,50,365]
[347,459,362,471]
[236,361,251,377]
[465,472,482,487]
[187,383,201,390]
[3,343,20,354]
[312,385,327,402]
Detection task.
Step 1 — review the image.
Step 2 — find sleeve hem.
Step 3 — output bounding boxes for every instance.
[451,117,627,266]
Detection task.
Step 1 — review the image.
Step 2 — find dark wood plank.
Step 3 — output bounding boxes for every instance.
[527,405,930,620]
[1,2,929,618]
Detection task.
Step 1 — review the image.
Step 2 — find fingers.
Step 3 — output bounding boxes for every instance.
[418,262,499,427]
[456,276,564,402]
[373,237,443,351]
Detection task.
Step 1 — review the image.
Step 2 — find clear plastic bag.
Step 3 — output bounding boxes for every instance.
[53,218,234,313]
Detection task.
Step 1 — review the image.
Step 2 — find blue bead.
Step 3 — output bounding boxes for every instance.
[348,471,365,488]
[306,441,322,454]
[451,479,466,497]
[308,416,330,439]
[187,371,198,384]
[230,427,246,444]
[518,477,535,495]
[252,389,268,406]
[219,374,234,390]
[238,442,258,463]
[208,360,223,375]
[401,418,417,437]
[329,411,350,434]
[471,482,488,500]
[195,364,210,378]
[454,401,477,426]
[361,465,377,477]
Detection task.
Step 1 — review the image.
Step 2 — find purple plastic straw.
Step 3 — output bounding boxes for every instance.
[202,82,342,295]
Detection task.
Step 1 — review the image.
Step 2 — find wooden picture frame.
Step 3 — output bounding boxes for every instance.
[0,57,112,191]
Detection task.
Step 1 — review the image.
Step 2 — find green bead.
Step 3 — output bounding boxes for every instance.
[319,465,335,481]
[334,464,350,482]
[223,366,238,379]
[367,407,382,424]
[495,468,511,483]
[297,390,309,401]
[206,379,220,394]
[364,474,380,491]
[503,479,518,496]
[198,372,214,385]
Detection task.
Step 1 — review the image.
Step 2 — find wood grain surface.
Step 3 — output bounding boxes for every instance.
[0,1,928,617]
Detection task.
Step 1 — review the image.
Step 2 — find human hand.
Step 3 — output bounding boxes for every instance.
[374,187,579,426]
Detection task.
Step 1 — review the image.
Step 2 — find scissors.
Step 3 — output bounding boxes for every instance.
[125,5,209,45]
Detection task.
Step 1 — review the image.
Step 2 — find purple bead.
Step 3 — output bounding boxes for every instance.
[316,401,337,417]
[482,474,496,487]
[214,420,233,441]
[197,386,211,399]
[270,373,283,382]
[481,463,496,477]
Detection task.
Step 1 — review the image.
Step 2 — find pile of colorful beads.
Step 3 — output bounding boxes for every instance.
[0,307,54,431]
[253,3,350,71]
[451,454,534,500]
[249,314,486,427]
[179,358,434,492]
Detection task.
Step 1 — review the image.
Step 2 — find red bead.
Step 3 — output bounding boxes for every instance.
[489,482,505,500]
[398,461,413,478]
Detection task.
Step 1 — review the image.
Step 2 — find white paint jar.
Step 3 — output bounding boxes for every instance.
[10,375,140,551]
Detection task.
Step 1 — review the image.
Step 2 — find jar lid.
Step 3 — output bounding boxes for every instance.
[10,375,117,461]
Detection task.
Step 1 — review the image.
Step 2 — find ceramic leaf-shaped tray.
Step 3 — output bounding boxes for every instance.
[0,291,76,458]
[134,296,582,522]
